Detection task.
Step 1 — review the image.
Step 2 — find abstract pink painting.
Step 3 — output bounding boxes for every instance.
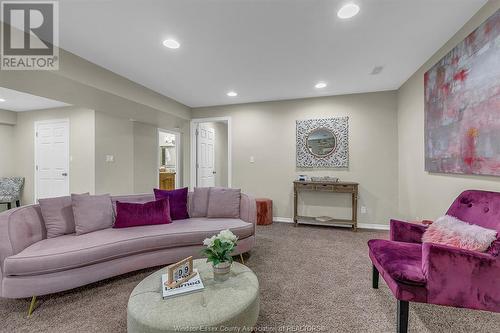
[425,9,500,176]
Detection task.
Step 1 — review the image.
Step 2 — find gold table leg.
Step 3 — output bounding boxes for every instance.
[27,296,37,317]
[239,253,245,265]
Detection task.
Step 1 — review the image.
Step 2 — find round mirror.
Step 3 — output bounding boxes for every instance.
[306,128,337,157]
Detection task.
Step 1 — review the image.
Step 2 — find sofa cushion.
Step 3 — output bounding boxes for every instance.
[39,195,87,238]
[3,218,253,276]
[111,194,155,217]
[114,198,171,228]
[191,187,210,217]
[154,188,189,220]
[72,194,114,235]
[207,187,241,218]
[368,239,426,286]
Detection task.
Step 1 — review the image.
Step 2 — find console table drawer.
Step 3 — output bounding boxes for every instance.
[315,184,335,191]
[333,184,356,192]
[295,183,314,191]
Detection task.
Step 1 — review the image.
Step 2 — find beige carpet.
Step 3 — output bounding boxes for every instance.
[1,223,499,332]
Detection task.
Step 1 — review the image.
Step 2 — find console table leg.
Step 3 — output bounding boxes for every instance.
[352,192,358,232]
[293,187,298,227]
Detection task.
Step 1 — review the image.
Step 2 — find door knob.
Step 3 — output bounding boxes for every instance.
[62,173,68,176]
[212,171,217,174]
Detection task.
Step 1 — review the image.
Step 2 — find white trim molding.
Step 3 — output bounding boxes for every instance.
[272,217,390,230]
[190,116,232,190]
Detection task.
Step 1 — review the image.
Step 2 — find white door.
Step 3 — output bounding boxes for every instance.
[35,119,70,200]
[197,123,215,187]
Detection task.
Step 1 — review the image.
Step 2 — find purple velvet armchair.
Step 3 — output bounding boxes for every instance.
[368,190,500,333]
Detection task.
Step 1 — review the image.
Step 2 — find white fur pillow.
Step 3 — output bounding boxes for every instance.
[422,215,497,252]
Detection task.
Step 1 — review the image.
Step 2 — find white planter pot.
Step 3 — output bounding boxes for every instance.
[213,261,232,282]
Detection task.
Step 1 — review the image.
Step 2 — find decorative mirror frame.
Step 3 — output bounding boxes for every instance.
[296,117,349,168]
[305,127,337,158]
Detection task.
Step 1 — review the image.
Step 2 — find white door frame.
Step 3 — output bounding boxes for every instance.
[157,128,181,188]
[34,118,70,203]
[190,117,232,189]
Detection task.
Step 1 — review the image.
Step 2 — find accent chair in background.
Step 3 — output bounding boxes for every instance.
[0,177,25,210]
[368,190,500,333]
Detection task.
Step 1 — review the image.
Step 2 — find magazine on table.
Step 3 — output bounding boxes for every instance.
[161,269,204,299]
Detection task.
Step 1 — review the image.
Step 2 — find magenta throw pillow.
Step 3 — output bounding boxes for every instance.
[114,198,171,228]
[153,187,189,220]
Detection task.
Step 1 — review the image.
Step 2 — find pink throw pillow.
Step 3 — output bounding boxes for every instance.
[207,187,241,218]
[422,215,497,252]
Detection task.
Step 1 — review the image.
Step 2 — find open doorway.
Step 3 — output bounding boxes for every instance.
[190,117,231,189]
[158,129,181,190]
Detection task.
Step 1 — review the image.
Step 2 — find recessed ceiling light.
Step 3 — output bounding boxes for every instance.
[0,98,5,102]
[227,91,238,97]
[337,3,360,19]
[315,82,327,89]
[162,39,180,49]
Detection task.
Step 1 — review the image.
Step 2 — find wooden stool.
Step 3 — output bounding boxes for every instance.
[256,198,273,225]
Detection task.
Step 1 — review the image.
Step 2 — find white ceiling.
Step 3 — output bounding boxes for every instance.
[0,87,70,112]
[58,0,487,107]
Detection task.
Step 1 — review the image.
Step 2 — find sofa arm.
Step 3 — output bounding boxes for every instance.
[240,193,257,226]
[390,219,427,243]
[422,242,500,311]
[0,205,45,266]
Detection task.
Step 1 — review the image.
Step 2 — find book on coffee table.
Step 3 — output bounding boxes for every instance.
[161,269,204,299]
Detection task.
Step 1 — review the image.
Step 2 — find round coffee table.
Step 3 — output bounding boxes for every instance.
[127,259,259,333]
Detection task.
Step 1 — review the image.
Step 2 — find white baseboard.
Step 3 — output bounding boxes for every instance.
[273,217,293,223]
[357,223,390,230]
[272,217,389,230]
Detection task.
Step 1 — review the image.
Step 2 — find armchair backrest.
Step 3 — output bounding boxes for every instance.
[0,177,25,197]
[447,190,500,232]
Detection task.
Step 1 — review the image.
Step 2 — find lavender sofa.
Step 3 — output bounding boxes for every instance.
[0,192,256,299]
[368,190,500,333]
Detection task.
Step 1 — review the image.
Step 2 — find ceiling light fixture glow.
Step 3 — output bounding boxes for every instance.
[337,3,360,19]
[0,98,5,102]
[226,91,238,97]
[315,82,327,89]
[162,39,180,49]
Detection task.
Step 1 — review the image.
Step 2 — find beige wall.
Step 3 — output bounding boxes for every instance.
[0,124,15,176]
[94,112,134,195]
[0,110,17,125]
[203,122,228,187]
[4,108,183,204]
[133,122,159,193]
[0,44,192,188]
[0,124,15,212]
[193,91,399,225]
[397,1,500,221]
[14,107,96,204]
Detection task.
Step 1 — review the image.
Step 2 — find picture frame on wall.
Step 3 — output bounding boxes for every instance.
[296,117,349,168]
[424,10,500,177]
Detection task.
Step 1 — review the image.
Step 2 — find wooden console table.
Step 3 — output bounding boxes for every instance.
[293,181,359,231]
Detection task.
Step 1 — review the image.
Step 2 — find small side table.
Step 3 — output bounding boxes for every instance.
[256,198,273,225]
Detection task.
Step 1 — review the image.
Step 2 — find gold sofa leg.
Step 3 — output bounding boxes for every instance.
[239,253,245,264]
[27,296,37,317]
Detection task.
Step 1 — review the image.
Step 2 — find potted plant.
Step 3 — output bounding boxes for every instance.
[202,229,238,282]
